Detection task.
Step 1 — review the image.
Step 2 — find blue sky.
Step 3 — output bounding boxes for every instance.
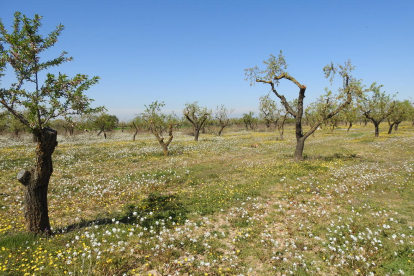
[2,0,413,120]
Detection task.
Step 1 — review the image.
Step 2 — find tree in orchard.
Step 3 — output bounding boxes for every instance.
[245,51,360,160]
[51,118,76,136]
[143,101,175,156]
[357,83,395,137]
[387,100,412,134]
[259,94,287,139]
[215,104,233,136]
[93,113,119,139]
[0,12,103,234]
[259,94,278,128]
[131,115,146,141]
[242,111,257,130]
[341,103,359,132]
[183,101,210,141]
[0,109,8,134]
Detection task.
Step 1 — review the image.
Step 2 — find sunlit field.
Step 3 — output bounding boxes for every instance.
[0,123,413,276]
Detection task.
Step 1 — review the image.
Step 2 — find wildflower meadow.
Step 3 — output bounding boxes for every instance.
[0,124,413,275]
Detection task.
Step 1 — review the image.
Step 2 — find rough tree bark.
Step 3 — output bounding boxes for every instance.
[150,122,174,156]
[17,128,57,234]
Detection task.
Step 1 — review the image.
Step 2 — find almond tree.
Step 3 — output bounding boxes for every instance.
[245,51,359,160]
[215,104,233,136]
[0,109,7,134]
[341,103,359,132]
[387,100,412,134]
[259,94,279,128]
[51,118,76,136]
[183,101,210,141]
[357,83,395,137]
[93,113,119,139]
[242,111,257,130]
[143,101,175,156]
[0,12,103,234]
[259,94,287,139]
[131,115,146,141]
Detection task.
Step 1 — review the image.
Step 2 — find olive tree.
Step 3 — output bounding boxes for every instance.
[357,83,395,137]
[0,12,103,234]
[245,51,359,160]
[183,101,210,141]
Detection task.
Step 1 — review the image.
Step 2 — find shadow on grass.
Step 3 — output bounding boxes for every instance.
[0,232,38,248]
[54,192,188,235]
[305,152,363,161]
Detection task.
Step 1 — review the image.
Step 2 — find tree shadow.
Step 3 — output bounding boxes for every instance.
[306,152,363,161]
[54,192,188,235]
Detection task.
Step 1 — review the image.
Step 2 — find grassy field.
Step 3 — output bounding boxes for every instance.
[0,123,413,276]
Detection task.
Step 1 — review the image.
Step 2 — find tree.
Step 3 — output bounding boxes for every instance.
[0,110,8,134]
[341,103,359,132]
[51,118,76,136]
[143,101,174,156]
[259,94,278,128]
[322,100,341,133]
[387,100,413,134]
[74,113,95,132]
[8,111,29,137]
[304,102,322,136]
[259,94,287,139]
[245,51,358,160]
[183,102,210,141]
[93,113,118,139]
[119,121,127,132]
[215,104,233,136]
[242,111,257,130]
[131,115,146,141]
[0,12,103,234]
[357,83,395,137]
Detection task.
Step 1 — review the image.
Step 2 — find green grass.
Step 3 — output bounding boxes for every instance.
[0,124,413,275]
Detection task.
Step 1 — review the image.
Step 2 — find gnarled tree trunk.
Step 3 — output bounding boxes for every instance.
[150,123,174,156]
[294,137,305,160]
[374,123,380,137]
[388,122,395,134]
[194,128,200,141]
[218,125,226,136]
[17,128,57,234]
[394,122,400,131]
